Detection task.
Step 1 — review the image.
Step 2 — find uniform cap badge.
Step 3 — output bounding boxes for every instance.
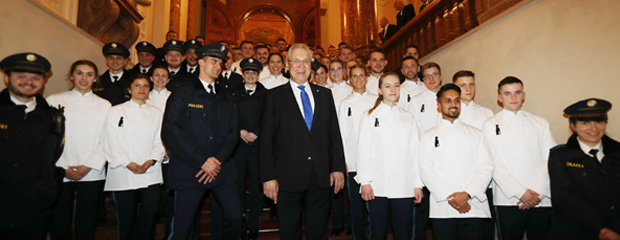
[111,43,117,48]
[587,99,597,107]
[172,40,177,45]
[26,54,36,62]
[142,42,147,46]
[221,46,226,51]
[249,59,254,63]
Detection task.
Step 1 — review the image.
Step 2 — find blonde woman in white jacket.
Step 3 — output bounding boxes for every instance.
[104,73,165,240]
[47,60,111,240]
[356,73,424,240]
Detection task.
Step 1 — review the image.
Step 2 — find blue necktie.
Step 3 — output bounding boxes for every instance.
[298,85,313,131]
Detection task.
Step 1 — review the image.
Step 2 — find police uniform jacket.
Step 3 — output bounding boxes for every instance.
[0,89,64,229]
[103,100,165,191]
[234,82,267,147]
[166,70,191,92]
[548,134,620,238]
[94,70,130,106]
[179,61,200,77]
[481,109,556,206]
[356,103,423,198]
[218,69,244,98]
[47,90,111,182]
[420,118,494,218]
[337,91,377,172]
[161,78,239,190]
[128,64,151,77]
[397,79,426,111]
[408,89,441,133]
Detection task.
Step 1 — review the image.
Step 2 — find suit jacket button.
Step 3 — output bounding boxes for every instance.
[210,137,213,140]
[308,157,312,160]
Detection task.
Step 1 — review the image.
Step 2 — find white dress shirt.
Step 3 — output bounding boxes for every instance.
[366,75,381,95]
[331,80,353,107]
[337,91,377,172]
[356,102,423,198]
[110,71,124,82]
[139,66,151,74]
[408,89,441,133]
[398,79,426,110]
[459,101,494,130]
[103,99,166,191]
[578,138,604,161]
[290,80,315,118]
[10,95,37,113]
[420,118,494,218]
[481,109,556,207]
[147,88,171,112]
[47,90,111,182]
[260,74,289,90]
[199,79,216,94]
[186,64,198,74]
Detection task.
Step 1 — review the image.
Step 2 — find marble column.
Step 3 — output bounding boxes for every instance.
[170,0,182,34]
[340,0,379,50]
[186,0,196,39]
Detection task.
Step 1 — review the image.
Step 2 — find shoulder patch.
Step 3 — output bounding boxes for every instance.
[551,144,566,151]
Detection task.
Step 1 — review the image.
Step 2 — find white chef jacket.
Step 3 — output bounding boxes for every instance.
[459,101,494,130]
[419,118,494,218]
[481,109,556,207]
[408,89,441,133]
[47,90,111,182]
[260,74,289,90]
[397,79,426,111]
[337,91,377,172]
[259,65,271,80]
[231,60,242,75]
[356,102,423,198]
[317,79,333,89]
[147,88,171,112]
[103,100,166,191]
[331,81,353,107]
[366,75,381,95]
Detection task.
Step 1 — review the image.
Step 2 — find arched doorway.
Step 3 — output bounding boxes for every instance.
[239,7,294,45]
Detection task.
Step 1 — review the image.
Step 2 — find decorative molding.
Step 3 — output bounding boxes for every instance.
[76,0,142,47]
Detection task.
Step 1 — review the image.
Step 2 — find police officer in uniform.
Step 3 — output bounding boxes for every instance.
[0,53,65,239]
[179,39,203,78]
[162,40,189,91]
[128,41,157,77]
[94,42,131,106]
[548,98,620,240]
[162,43,242,240]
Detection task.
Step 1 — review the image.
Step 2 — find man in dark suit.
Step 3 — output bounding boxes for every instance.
[394,0,416,29]
[218,51,244,100]
[380,17,398,43]
[162,44,242,240]
[179,39,202,78]
[94,42,130,106]
[259,44,346,239]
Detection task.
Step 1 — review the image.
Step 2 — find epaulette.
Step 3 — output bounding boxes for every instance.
[551,144,566,151]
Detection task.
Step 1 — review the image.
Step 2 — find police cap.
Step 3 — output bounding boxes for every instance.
[564,98,612,118]
[102,42,130,58]
[184,39,203,52]
[311,57,321,72]
[0,52,51,75]
[195,44,228,61]
[163,40,185,54]
[135,41,157,55]
[240,58,263,72]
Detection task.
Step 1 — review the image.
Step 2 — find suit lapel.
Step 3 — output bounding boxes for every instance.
[308,84,323,132]
[282,83,310,132]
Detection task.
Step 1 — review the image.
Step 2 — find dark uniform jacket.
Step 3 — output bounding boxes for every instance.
[549,133,620,239]
[217,71,244,99]
[127,64,151,77]
[94,70,130,106]
[161,77,239,190]
[259,83,346,191]
[166,70,191,92]
[179,60,200,78]
[233,82,267,148]
[0,89,64,229]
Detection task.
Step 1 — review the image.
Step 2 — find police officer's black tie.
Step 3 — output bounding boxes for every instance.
[208,84,214,95]
[17,105,27,112]
[590,149,599,161]
[113,76,119,82]
[247,89,253,95]
[142,69,147,73]
[224,72,228,80]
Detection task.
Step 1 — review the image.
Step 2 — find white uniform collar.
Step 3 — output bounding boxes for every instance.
[10,95,37,113]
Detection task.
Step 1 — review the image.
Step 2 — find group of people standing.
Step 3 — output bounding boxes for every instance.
[1,36,619,240]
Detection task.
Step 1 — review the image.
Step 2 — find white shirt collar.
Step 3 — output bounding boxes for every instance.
[110,71,124,81]
[69,89,93,97]
[10,95,37,113]
[140,66,151,73]
[577,137,604,161]
[199,78,216,94]
[128,99,148,108]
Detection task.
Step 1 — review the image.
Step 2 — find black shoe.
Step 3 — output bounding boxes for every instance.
[347,227,352,236]
[331,228,343,236]
[248,232,258,240]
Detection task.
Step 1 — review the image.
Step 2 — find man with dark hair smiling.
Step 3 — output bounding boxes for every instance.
[420,83,494,240]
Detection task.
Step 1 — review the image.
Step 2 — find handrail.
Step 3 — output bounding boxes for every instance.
[381,0,528,70]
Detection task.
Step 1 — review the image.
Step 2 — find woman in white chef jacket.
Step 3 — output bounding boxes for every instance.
[146,65,171,111]
[356,73,424,240]
[104,73,166,240]
[47,60,111,240]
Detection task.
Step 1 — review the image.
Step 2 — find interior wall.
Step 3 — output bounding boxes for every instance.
[421,0,620,141]
[320,0,342,48]
[0,0,107,97]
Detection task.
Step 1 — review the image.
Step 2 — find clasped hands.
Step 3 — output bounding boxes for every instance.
[65,165,92,180]
[263,172,345,204]
[196,157,221,184]
[126,160,156,174]
[448,191,471,214]
[240,130,258,144]
[517,189,541,210]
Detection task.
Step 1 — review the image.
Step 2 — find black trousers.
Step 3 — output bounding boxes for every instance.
[432,218,484,240]
[50,180,105,240]
[347,172,366,240]
[0,219,50,240]
[414,187,430,240]
[168,174,242,240]
[233,143,264,234]
[111,183,160,240]
[277,169,331,240]
[367,197,413,240]
[496,206,551,240]
[482,188,496,240]
[331,179,350,231]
